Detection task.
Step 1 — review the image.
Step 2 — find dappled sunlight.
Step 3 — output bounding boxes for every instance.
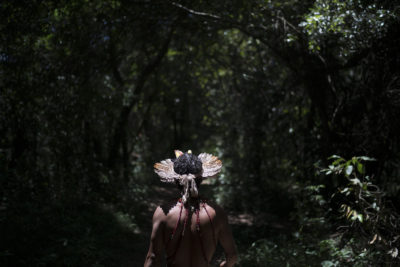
[2,0,400,266]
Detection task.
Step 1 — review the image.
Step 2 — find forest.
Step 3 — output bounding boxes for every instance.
[1,0,400,266]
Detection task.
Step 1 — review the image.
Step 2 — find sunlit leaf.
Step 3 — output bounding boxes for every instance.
[345,165,353,176]
[359,156,376,161]
[388,248,398,258]
[356,162,364,174]
[350,178,361,186]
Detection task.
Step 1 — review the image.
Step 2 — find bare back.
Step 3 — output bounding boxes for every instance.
[164,200,218,267]
[144,199,237,267]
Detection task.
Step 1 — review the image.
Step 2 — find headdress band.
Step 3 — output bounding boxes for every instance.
[154,150,222,203]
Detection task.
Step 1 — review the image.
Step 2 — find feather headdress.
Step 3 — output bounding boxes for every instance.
[154,150,222,203]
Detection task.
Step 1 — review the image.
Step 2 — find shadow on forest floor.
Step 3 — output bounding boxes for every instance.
[0,184,292,267]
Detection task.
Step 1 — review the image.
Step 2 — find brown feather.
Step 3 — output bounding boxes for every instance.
[154,159,179,182]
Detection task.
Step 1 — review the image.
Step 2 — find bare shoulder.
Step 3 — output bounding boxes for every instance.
[204,200,227,215]
[203,200,229,227]
[152,197,181,220]
[152,206,167,223]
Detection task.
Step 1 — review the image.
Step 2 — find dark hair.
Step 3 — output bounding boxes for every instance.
[173,153,203,175]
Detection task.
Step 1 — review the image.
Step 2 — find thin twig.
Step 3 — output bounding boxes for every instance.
[170,2,221,20]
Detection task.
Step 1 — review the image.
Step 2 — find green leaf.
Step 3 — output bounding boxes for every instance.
[345,165,353,176]
[332,158,345,165]
[340,187,349,193]
[359,156,376,161]
[356,162,364,174]
[321,260,337,267]
[388,247,398,258]
[350,178,361,186]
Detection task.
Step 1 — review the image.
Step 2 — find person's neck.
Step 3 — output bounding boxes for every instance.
[181,196,201,210]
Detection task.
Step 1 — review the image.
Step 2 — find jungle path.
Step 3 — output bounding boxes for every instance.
[128,184,291,267]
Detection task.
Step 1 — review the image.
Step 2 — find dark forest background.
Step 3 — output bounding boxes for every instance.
[1,0,400,266]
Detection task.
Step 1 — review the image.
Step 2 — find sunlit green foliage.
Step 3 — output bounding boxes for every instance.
[299,0,396,54]
[240,155,397,266]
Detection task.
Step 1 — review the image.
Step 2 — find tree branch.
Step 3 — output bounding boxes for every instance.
[170,2,221,20]
[108,28,173,168]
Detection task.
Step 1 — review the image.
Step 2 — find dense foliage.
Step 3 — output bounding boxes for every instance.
[1,0,399,266]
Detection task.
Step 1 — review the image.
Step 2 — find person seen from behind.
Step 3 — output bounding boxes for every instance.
[144,150,238,267]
